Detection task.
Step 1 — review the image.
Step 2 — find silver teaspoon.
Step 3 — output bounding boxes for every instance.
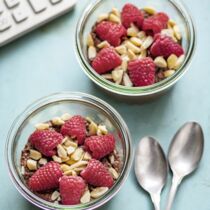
[165,122,204,210]
[135,136,168,210]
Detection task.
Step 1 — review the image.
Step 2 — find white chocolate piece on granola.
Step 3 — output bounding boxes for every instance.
[109,167,119,179]
[127,24,139,37]
[83,152,92,161]
[80,190,91,204]
[61,113,72,121]
[97,13,109,22]
[87,34,94,47]
[111,7,121,17]
[71,148,84,161]
[143,7,156,15]
[111,69,124,84]
[115,45,127,55]
[97,124,108,135]
[174,55,185,70]
[109,13,121,23]
[125,41,141,54]
[127,49,137,60]
[102,74,113,80]
[51,191,60,201]
[90,187,109,198]
[29,149,42,160]
[52,117,65,126]
[88,46,97,60]
[130,37,142,47]
[57,144,68,159]
[27,159,37,171]
[141,36,154,50]
[52,155,62,163]
[88,121,98,135]
[167,54,178,69]
[35,123,50,130]
[164,70,175,78]
[123,73,133,87]
[154,56,167,68]
[39,158,48,165]
[97,41,110,49]
[173,25,182,40]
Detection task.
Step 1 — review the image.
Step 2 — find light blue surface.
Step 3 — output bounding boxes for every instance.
[0,1,210,210]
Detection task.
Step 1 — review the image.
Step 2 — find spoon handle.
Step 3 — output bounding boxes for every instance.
[165,175,182,210]
[151,193,161,210]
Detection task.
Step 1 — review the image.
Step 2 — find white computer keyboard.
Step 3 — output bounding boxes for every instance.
[0,0,78,47]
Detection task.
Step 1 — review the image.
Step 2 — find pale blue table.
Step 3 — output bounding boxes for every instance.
[1,1,210,209]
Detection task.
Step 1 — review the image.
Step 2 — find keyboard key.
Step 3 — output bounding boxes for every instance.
[4,0,19,8]
[12,8,28,23]
[0,14,11,32]
[50,0,62,4]
[28,0,47,14]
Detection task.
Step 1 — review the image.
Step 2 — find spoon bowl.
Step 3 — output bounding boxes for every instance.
[135,137,168,210]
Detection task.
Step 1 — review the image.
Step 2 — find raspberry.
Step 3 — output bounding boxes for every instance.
[150,34,184,58]
[85,134,115,159]
[92,47,122,74]
[81,159,113,188]
[28,162,63,192]
[61,115,86,145]
[143,12,169,35]
[59,176,86,205]
[29,130,63,157]
[128,57,156,87]
[121,3,144,29]
[95,21,126,47]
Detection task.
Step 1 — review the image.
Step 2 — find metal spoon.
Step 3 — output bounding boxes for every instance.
[165,122,204,210]
[135,136,168,210]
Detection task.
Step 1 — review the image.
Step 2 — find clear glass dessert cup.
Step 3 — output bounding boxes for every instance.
[5,92,132,210]
[75,0,196,100]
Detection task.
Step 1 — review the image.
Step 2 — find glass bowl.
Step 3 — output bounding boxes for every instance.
[75,0,196,100]
[6,92,132,210]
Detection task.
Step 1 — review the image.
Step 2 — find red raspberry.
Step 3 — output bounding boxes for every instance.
[121,3,144,29]
[150,34,184,58]
[128,57,156,87]
[59,176,86,205]
[143,12,169,35]
[85,134,115,159]
[81,159,114,188]
[28,162,63,192]
[92,47,122,74]
[95,21,126,47]
[29,130,63,157]
[61,115,86,145]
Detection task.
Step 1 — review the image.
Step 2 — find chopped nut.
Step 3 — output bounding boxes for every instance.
[27,159,37,171]
[97,13,109,22]
[111,70,124,84]
[61,113,72,121]
[98,125,108,135]
[61,157,70,162]
[52,117,65,126]
[87,34,94,47]
[125,41,141,54]
[111,7,120,17]
[102,74,113,80]
[64,138,78,148]
[121,58,128,72]
[97,41,110,49]
[174,55,185,70]
[141,36,154,50]
[66,146,76,155]
[66,158,77,165]
[80,190,91,204]
[88,121,98,135]
[61,164,71,172]
[57,144,68,159]
[83,152,92,160]
[52,155,62,163]
[123,73,133,87]
[67,161,88,170]
[109,167,119,179]
[29,149,42,160]
[90,187,109,198]
[167,54,178,69]
[71,148,84,161]
[154,56,167,68]
[161,29,176,41]
[127,24,139,37]
[21,166,25,175]
[164,70,175,78]
[35,123,50,130]
[74,167,86,172]
[109,13,121,23]
[64,169,76,176]
[115,45,127,55]
[109,155,115,164]
[173,25,181,40]
[130,37,142,47]
[127,49,137,60]
[51,191,60,201]
[139,50,147,59]
[88,46,97,60]
[39,158,48,165]
[143,7,156,15]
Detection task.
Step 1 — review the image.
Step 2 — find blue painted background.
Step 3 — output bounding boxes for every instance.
[0,0,210,209]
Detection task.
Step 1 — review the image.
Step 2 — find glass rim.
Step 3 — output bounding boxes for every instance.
[5,92,133,210]
[75,0,196,96]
